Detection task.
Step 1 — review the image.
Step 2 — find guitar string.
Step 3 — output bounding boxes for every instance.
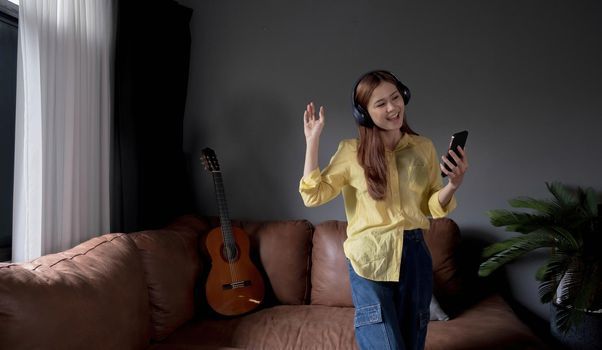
[213,173,234,282]
[218,177,236,283]
[215,174,239,284]
[208,156,244,286]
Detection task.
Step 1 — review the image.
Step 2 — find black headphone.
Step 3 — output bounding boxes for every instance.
[351,70,411,127]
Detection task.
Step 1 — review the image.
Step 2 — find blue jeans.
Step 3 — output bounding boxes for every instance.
[348,229,433,350]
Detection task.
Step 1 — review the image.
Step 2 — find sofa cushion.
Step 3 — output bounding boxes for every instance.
[423,218,461,294]
[422,218,466,313]
[130,217,207,341]
[203,219,313,306]
[158,305,357,350]
[425,294,546,349]
[310,220,353,306]
[0,233,150,350]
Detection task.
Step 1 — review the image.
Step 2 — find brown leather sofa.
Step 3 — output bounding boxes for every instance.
[0,216,545,349]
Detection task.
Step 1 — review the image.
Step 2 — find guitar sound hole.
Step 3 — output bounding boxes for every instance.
[221,244,240,262]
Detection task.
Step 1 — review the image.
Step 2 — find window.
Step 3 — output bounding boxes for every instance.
[0,0,18,262]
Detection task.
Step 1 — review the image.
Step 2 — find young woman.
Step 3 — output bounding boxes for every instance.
[299,70,468,350]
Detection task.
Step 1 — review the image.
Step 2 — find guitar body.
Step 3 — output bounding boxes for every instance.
[205,225,265,316]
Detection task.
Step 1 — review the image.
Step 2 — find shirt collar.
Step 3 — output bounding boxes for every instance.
[391,132,415,152]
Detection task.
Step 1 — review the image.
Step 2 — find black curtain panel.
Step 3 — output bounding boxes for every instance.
[0,4,18,261]
[112,0,193,232]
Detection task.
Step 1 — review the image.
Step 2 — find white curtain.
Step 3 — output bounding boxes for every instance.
[12,0,113,262]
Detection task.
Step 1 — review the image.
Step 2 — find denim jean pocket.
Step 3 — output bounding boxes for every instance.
[354,304,383,327]
[354,303,393,349]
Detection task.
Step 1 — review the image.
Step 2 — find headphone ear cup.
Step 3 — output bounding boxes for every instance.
[398,82,411,105]
[353,103,373,127]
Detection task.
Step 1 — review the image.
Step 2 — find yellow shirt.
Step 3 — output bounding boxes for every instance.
[299,133,456,282]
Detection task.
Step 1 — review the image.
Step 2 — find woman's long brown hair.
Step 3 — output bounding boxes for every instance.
[355,71,418,201]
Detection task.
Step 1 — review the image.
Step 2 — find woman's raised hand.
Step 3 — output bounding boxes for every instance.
[303,102,325,142]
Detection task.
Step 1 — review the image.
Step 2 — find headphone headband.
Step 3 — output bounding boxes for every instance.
[351,70,411,127]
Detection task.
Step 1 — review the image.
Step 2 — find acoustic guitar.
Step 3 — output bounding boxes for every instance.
[201,148,265,316]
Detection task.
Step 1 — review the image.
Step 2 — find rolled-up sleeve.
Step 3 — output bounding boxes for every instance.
[299,141,349,207]
[428,190,456,217]
[426,141,456,217]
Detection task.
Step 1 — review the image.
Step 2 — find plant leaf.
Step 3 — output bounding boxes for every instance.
[547,182,578,207]
[509,197,558,216]
[487,210,552,233]
[539,279,559,304]
[481,236,521,257]
[556,260,582,306]
[557,260,602,333]
[567,260,601,312]
[554,305,572,334]
[535,263,548,281]
[584,187,598,217]
[538,253,571,303]
[479,231,554,277]
[548,226,580,251]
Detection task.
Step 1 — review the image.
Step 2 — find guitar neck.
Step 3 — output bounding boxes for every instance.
[211,171,235,246]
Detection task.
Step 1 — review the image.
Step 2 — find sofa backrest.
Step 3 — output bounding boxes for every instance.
[310,218,462,306]
[310,220,353,306]
[0,233,151,350]
[423,218,463,301]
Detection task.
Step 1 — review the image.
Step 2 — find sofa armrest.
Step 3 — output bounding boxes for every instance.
[0,234,151,350]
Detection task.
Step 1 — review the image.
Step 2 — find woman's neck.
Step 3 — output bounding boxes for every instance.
[380,129,403,151]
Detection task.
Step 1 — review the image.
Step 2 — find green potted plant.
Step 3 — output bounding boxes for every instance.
[478,182,601,348]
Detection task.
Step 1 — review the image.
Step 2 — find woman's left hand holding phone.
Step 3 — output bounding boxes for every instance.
[441,146,469,190]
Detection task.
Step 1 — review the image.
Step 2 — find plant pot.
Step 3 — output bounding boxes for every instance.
[550,303,602,350]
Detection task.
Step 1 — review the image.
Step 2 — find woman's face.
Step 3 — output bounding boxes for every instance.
[366,81,405,131]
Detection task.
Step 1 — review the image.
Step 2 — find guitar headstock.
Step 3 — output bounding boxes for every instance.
[201,148,221,173]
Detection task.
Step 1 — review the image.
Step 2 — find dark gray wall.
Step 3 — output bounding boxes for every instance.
[178,0,602,321]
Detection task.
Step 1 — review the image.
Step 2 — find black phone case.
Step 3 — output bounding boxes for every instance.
[441,130,468,177]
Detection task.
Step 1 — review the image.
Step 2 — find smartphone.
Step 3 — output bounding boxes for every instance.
[441,130,468,177]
